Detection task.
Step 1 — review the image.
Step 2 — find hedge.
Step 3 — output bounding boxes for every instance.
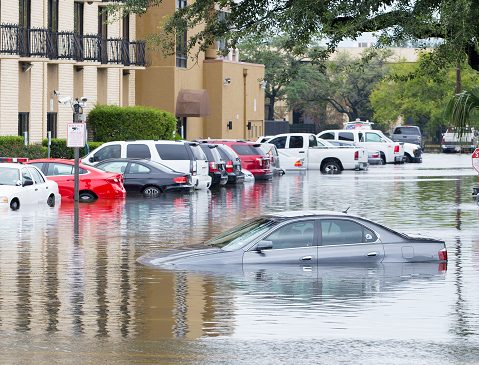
[0,136,47,159]
[87,105,177,142]
[41,138,104,159]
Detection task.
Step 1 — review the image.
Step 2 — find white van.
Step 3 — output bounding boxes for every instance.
[82,140,212,189]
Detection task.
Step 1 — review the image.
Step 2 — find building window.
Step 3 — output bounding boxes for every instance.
[48,0,59,32]
[176,0,187,68]
[176,117,187,139]
[47,112,58,138]
[18,112,29,140]
[74,2,84,35]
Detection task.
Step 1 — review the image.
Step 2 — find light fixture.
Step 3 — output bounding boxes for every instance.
[247,121,252,130]
[224,77,231,85]
[21,62,32,72]
[226,121,233,130]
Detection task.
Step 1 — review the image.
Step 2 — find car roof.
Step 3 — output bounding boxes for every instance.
[265,210,350,218]
[0,163,24,169]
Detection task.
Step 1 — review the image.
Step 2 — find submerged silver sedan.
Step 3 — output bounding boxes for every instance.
[139,211,448,268]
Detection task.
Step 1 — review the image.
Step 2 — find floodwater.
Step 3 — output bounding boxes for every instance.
[0,153,478,364]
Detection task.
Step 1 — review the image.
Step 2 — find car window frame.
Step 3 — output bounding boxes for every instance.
[27,166,45,184]
[128,162,152,174]
[93,144,122,162]
[318,218,380,246]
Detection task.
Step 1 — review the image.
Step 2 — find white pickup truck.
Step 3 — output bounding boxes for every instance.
[266,133,368,173]
[317,129,406,164]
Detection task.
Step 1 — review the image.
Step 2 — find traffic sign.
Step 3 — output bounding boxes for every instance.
[472,148,479,173]
[67,123,86,148]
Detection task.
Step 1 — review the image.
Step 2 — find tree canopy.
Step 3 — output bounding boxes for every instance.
[286,49,391,123]
[118,0,479,70]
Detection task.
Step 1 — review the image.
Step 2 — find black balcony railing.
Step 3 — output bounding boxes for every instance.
[0,23,146,67]
[0,24,20,54]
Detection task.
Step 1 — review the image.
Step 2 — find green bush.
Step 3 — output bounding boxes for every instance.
[0,136,47,159]
[87,105,177,142]
[41,138,104,159]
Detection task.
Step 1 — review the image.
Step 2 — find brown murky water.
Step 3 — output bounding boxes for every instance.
[1,153,479,364]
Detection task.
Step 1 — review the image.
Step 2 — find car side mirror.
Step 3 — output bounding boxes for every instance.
[256,240,273,252]
[23,179,34,187]
[16,180,22,186]
[89,156,95,163]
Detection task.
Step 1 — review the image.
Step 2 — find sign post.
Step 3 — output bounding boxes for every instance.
[473,148,479,173]
[67,121,86,202]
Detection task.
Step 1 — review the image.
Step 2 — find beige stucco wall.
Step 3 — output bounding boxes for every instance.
[0,60,19,136]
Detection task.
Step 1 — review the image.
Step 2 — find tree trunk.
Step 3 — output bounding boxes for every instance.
[267,97,275,120]
[455,63,462,94]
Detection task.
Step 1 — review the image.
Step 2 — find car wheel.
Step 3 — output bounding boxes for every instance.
[47,194,55,207]
[10,199,20,211]
[404,154,412,163]
[321,160,341,174]
[142,186,161,198]
[380,153,387,165]
[79,191,97,203]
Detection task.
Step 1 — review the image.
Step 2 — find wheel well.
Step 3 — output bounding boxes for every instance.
[11,197,20,204]
[321,158,343,170]
[405,152,412,157]
[79,190,98,199]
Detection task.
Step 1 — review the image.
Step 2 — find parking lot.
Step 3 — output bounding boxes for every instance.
[0,153,478,364]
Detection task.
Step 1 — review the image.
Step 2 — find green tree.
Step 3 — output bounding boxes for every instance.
[239,35,306,120]
[116,0,479,71]
[371,55,479,134]
[286,49,391,123]
[445,88,479,133]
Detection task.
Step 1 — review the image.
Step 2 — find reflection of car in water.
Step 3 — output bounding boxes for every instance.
[138,211,448,268]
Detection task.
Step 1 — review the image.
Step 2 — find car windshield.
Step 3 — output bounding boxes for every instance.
[0,167,20,185]
[206,217,278,251]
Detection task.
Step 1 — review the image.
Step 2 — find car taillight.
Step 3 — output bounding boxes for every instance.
[438,248,448,261]
[173,176,188,184]
[394,145,400,153]
[226,160,234,173]
[209,161,218,172]
[294,160,303,167]
[354,150,359,160]
[0,157,28,163]
[190,160,197,176]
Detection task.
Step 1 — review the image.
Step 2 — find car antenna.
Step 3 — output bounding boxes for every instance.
[342,206,351,214]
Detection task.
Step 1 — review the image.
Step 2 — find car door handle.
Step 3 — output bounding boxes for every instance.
[367,252,377,257]
[299,151,305,153]
[301,256,312,261]
[35,188,38,191]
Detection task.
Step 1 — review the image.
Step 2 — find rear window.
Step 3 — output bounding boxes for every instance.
[156,144,190,160]
[339,132,354,141]
[200,145,214,160]
[394,127,420,135]
[210,147,222,162]
[232,144,265,156]
[189,145,207,160]
[319,132,335,140]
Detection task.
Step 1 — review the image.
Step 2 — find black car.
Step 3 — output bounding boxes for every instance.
[215,144,245,184]
[199,144,228,186]
[95,158,192,197]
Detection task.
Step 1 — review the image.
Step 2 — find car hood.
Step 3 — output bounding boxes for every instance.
[0,185,20,197]
[138,247,225,267]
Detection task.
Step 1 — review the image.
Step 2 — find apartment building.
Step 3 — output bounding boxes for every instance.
[135,2,265,140]
[0,0,145,143]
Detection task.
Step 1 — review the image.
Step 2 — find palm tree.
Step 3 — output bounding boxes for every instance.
[445,87,479,136]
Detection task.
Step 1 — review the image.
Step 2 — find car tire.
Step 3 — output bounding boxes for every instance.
[321,160,341,174]
[380,153,387,165]
[10,199,20,211]
[404,154,412,163]
[142,186,161,198]
[79,191,97,203]
[47,194,55,207]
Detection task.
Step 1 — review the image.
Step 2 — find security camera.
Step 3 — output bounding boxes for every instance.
[80,97,88,102]
[58,96,71,105]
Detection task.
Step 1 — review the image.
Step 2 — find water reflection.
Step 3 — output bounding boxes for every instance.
[0,154,478,363]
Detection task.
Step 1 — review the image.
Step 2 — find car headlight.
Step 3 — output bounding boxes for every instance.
[0,196,8,203]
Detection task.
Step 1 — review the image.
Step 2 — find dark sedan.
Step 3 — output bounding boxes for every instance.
[138,211,447,267]
[215,144,245,184]
[95,158,192,197]
[199,143,228,186]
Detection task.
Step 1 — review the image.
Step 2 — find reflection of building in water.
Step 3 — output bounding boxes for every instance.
[0,201,139,339]
[135,269,235,339]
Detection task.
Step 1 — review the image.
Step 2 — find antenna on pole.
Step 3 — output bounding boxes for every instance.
[342,206,351,214]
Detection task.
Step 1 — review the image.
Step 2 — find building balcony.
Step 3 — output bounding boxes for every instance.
[0,23,146,67]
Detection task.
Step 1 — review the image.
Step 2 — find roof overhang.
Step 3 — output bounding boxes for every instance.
[175,89,210,117]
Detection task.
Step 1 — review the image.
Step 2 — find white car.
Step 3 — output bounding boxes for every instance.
[0,163,60,210]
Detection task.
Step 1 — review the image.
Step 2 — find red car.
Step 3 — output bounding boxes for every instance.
[209,140,272,180]
[27,159,126,202]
